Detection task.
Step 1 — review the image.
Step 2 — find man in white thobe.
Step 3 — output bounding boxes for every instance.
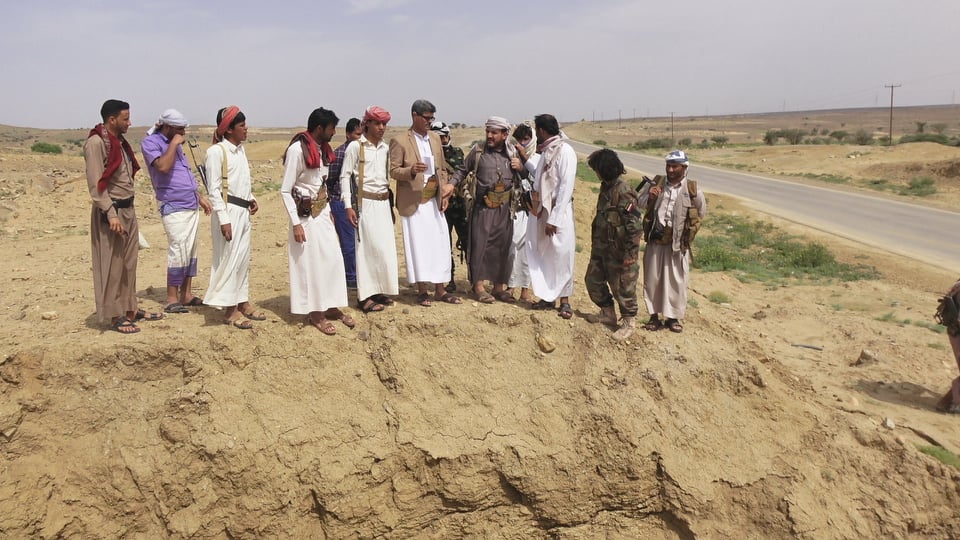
[341,106,400,314]
[280,107,353,335]
[525,114,577,319]
[204,106,264,329]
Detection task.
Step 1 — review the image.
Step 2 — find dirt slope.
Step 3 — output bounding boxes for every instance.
[2,128,960,538]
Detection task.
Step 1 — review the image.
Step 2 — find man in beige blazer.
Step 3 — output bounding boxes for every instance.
[389,99,462,306]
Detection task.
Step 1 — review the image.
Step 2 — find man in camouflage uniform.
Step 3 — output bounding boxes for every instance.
[431,121,467,292]
[585,148,643,341]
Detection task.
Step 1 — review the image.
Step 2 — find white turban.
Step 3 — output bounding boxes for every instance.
[146,108,188,135]
[485,116,510,132]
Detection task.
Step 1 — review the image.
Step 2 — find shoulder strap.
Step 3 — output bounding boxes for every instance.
[218,143,229,202]
[357,142,366,211]
[687,179,697,197]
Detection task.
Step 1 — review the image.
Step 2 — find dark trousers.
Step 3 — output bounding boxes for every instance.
[330,199,357,285]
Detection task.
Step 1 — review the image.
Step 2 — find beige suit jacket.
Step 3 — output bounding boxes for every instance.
[389,129,450,217]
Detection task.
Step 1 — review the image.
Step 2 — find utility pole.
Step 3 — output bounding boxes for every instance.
[885,83,901,146]
[670,112,675,141]
[618,109,621,128]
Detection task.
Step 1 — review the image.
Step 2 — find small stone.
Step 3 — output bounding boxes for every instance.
[358,330,370,341]
[852,349,879,367]
[752,310,767,320]
[895,435,906,446]
[275,241,284,247]
[882,417,896,430]
[40,311,58,320]
[850,396,860,407]
[535,334,555,353]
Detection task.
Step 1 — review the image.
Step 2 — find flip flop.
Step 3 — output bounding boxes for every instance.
[416,292,433,307]
[309,316,336,335]
[530,299,556,311]
[436,293,462,304]
[558,302,573,320]
[372,294,395,306]
[110,317,140,334]
[183,297,204,307]
[643,316,663,331]
[326,308,356,329]
[164,303,190,314]
[665,319,683,333]
[225,318,253,330]
[493,291,516,304]
[134,309,164,321]
[242,310,267,321]
[359,298,385,313]
[475,291,495,304]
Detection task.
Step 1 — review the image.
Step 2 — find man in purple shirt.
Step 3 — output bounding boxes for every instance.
[326,117,363,289]
[140,109,212,313]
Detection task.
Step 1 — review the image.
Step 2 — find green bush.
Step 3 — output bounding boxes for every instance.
[708,291,732,304]
[899,133,950,145]
[899,177,936,197]
[31,141,62,154]
[630,138,674,150]
[593,140,607,146]
[852,129,874,145]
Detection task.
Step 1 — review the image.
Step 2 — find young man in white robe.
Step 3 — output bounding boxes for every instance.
[340,106,400,313]
[280,107,354,335]
[203,106,264,329]
[525,114,577,319]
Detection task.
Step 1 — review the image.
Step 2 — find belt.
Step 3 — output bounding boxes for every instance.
[652,225,674,245]
[227,195,251,208]
[111,196,134,209]
[362,190,390,201]
[420,177,438,203]
[482,186,511,208]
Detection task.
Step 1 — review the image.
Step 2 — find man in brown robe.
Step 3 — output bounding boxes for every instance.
[450,116,525,303]
[84,99,162,334]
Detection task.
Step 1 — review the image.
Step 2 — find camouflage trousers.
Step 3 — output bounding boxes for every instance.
[585,252,640,317]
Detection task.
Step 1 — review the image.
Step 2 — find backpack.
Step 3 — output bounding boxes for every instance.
[935,280,960,336]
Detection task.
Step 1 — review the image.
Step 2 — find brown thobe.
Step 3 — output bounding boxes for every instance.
[452,146,515,284]
[85,134,139,322]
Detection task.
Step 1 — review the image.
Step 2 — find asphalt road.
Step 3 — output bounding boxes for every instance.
[567,140,960,273]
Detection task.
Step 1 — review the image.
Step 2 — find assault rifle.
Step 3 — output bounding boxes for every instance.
[636,175,655,193]
[187,139,209,194]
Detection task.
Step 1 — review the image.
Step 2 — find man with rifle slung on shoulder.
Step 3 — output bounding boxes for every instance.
[340,106,399,314]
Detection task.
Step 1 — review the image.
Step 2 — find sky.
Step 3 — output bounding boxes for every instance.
[1,0,959,129]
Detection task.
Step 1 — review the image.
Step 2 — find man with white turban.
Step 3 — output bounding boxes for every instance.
[140,108,212,314]
[449,116,525,303]
[639,150,707,333]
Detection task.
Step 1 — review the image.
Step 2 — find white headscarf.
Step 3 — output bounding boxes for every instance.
[146,109,188,135]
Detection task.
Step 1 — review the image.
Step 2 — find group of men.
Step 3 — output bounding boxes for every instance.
[85,98,589,335]
[84,97,707,339]
[85,100,265,333]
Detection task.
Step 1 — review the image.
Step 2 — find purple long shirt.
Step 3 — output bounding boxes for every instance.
[141,133,199,215]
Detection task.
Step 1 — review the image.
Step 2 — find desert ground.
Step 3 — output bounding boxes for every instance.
[2,107,960,538]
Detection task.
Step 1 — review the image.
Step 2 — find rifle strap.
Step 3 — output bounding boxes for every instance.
[218,142,229,204]
[357,142,365,212]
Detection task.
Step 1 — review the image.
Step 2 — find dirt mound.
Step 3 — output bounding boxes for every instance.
[2,132,960,538]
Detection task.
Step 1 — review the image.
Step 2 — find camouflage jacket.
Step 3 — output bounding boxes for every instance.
[591,178,643,258]
[442,145,465,176]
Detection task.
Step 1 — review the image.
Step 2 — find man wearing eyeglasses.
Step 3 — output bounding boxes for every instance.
[389,99,461,306]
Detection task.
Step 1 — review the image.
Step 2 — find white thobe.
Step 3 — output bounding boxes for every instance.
[340,136,399,301]
[280,142,348,314]
[204,140,256,308]
[401,131,451,285]
[525,144,576,301]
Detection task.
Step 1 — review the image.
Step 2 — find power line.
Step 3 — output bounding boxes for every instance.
[884,83,901,146]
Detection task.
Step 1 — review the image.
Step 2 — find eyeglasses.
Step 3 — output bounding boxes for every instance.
[418,113,435,122]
